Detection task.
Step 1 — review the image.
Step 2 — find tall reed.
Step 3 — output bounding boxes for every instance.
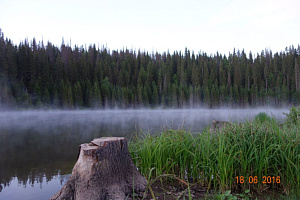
[129,118,300,196]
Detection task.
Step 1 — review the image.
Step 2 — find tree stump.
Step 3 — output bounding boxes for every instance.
[51,137,147,200]
[210,120,232,133]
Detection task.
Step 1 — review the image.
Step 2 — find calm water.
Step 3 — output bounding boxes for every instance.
[0,108,288,200]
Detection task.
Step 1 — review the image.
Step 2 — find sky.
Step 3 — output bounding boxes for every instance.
[0,0,299,56]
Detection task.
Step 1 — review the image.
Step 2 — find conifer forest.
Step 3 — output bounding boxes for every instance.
[0,29,300,109]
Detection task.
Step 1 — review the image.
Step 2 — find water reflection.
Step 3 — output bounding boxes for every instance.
[0,120,131,187]
[0,109,288,199]
[0,173,70,200]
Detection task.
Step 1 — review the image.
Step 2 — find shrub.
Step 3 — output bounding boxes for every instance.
[283,106,300,125]
[254,112,274,123]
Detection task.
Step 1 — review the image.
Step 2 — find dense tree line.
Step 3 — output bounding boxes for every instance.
[0,29,300,109]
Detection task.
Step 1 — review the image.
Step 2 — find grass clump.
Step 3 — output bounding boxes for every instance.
[283,106,300,125]
[254,112,275,123]
[129,111,300,198]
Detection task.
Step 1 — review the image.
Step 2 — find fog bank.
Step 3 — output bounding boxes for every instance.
[0,108,289,133]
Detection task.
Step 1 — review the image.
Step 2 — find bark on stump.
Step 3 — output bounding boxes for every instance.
[51,137,147,200]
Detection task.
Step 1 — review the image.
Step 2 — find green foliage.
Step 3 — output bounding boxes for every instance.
[283,106,300,125]
[214,189,252,200]
[235,189,252,199]
[254,112,274,123]
[0,30,300,108]
[129,120,300,197]
[214,190,237,200]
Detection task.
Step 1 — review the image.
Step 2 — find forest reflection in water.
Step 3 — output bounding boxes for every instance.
[0,108,288,200]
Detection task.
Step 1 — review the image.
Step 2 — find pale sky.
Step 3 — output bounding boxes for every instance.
[0,0,299,55]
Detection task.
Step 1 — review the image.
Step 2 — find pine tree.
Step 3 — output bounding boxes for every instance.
[295,58,300,91]
[204,86,211,107]
[171,84,178,107]
[91,80,102,108]
[142,86,149,107]
[101,76,110,107]
[152,81,159,106]
[74,81,83,107]
[43,88,51,105]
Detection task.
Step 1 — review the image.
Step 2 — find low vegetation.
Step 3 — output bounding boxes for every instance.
[129,107,300,199]
[283,106,300,125]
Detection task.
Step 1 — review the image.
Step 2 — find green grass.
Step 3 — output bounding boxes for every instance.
[129,113,300,198]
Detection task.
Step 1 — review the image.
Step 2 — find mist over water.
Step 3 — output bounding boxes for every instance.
[0,108,289,200]
[0,108,289,132]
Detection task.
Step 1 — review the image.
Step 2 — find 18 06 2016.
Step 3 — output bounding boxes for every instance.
[236,176,281,184]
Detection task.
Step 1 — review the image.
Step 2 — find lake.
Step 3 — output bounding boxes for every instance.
[0,108,289,200]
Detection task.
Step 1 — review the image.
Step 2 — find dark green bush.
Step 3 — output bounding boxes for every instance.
[254,112,274,123]
[283,106,300,125]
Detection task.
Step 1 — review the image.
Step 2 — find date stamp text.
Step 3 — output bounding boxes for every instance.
[236,176,281,184]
